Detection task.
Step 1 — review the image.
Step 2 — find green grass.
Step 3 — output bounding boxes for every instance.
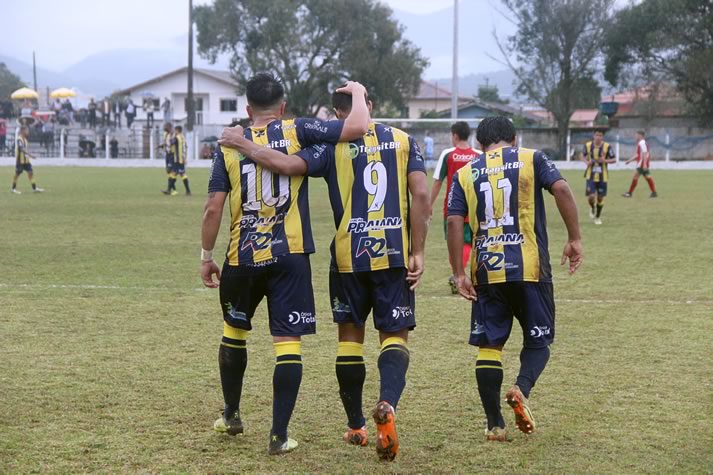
[1,167,712,474]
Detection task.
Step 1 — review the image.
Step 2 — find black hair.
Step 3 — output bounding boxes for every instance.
[476,116,516,148]
[637,130,646,137]
[175,125,182,133]
[331,87,369,113]
[451,121,470,140]
[245,72,284,109]
[594,129,605,135]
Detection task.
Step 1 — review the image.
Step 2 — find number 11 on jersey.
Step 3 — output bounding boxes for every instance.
[479,178,514,230]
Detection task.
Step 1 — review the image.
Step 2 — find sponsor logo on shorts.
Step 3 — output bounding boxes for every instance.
[224,303,248,322]
[238,214,286,228]
[288,311,316,325]
[332,297,351,314]
[530,326,551,338]
[472,322,486,335]
[347,217,402,233]
[391,306,413,320]
[242,232,273,251]
[477,252,505,271]
[475,233,524,249]
[356,236,386,258]
[249,257,278,267]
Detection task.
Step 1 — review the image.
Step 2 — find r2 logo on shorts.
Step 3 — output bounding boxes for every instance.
[356,236,386,258]
[241,232,272,251]
[478,252,505,271]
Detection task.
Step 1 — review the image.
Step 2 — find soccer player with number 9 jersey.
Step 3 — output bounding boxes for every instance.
[447,117,583,441]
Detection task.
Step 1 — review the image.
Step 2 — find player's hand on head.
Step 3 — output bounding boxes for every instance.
[455,274,477,301]
[336,81,367,96]
[201,260,221,288]
[406,253,425,290]
[561,240,583,275]
[217,126,244,148]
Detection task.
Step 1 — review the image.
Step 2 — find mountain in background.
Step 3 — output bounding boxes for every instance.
[432,69,519,99]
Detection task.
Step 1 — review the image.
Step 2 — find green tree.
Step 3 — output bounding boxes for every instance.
[496,0,612,158]
[477,84,508,104]
[604,0,713,124]
[194,0,428,117]
[0,63,25,100]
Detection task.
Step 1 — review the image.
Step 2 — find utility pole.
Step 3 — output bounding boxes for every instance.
[186,0,195,133]
[451,0,459,119]
[32,51,38,92]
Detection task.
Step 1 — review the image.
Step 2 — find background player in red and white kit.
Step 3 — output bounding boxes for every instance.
[430,121,481,293]
[623,130,657,198]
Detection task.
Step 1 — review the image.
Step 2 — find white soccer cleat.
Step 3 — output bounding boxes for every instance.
[33,187,45,193]
[11,189,21,194]
[594,218,602,225]
[588,209,595,219]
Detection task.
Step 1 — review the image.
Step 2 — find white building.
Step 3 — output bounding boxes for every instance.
[119,67,247,126]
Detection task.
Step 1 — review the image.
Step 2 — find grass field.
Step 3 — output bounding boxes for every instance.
[1,166,712,474]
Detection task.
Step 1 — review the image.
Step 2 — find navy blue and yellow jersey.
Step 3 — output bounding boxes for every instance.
[447,147,564,285]
[174,133,187,164]
[583,141,614,182]
[208,117,344,266]
[164,131,174,155]
[296,122,426,273]
[16,136,29,165]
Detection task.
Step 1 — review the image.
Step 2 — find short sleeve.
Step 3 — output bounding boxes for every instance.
[432,148,451,180]
[296,143,334,178]
[407,136,426,174]
[295,118,344,146]
[16,138,25,150]
[534,150,564,190]
[582,144,589,158]
[639,141,648,154]
[447,173,468,217]
[607,145,615,159]
[208,148,231,193]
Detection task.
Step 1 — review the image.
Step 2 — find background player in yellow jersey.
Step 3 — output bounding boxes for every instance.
[159,122,175,195]
[580,130,616,225]
[11,126,44,194]
[447,117,583,441]
[200,73,369,455]
[218,89,430,462]
[170,126,191,195]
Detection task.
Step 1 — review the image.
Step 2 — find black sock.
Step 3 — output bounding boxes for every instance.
[12,182,16,189]
[516,346,551,398]
[476,348,505,430]
[271,341,303,441]
[31,182,37,190]
[590,202,595,213]
[596,204,603,218]
[336,342,366,429]
[183,177,191,194]
[166,176,172,190]
[169,178,177,191]
[219,324,248,419]
[377,337,410,409]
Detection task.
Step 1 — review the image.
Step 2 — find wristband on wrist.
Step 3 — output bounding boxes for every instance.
[201,248,213,262]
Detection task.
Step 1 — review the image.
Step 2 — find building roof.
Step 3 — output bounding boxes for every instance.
[570,109,599,123]
[119,67,237,95]
[415,80,469,101]
[603,84,686,118]
[439,99,541,122]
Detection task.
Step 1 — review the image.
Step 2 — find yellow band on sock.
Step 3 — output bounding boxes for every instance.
[223,322,248,340]
[274,341,301,357]
[477,348,502,362]
[337,341,363,357]
[381,337,407,350]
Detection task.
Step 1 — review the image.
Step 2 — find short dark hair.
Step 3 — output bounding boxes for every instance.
[637,130,646,136]
[476,116,516,148]
[245,72,284,109]
[331,88,369,114]
[451,121,470,141]
[175,125,183,133]
[594,129,605,136]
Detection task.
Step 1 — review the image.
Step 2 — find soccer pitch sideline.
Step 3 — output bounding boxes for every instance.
[1,167,711,474]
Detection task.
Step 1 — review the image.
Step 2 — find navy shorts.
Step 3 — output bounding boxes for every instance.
[219,254,316,337]
[15,163,32,174]
[470,282,555,348]
[165,153,174,172]
[330,268,415,333]
[172,162,186,175]
[585,180,607,196]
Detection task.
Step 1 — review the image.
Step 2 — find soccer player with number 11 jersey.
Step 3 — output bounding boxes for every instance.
[447,117,583,441]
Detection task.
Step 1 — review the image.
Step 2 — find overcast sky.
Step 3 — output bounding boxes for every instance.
[2,0,522,78]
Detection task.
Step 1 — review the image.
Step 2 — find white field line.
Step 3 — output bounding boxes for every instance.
[1,283,711,305]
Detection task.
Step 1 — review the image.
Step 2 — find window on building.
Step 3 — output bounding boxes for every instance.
[220,99,238,112]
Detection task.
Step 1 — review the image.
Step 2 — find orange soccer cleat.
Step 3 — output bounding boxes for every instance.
[372,401,399,461]
[343,426,368,446]
[505,385,536,435]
